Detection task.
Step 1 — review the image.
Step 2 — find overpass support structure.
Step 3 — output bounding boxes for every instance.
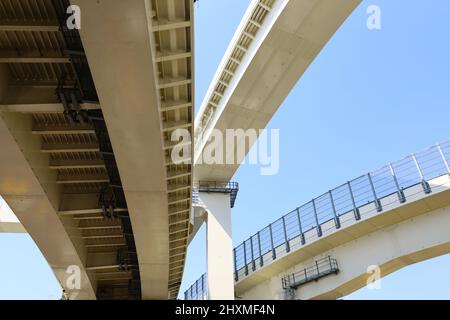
[191,182,239,300]
[0,0,142,299]
[70,0,195,299]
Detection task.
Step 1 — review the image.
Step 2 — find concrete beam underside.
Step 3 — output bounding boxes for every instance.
[194,0,362,181]
[0,64,96,299]
[70,0,170,299]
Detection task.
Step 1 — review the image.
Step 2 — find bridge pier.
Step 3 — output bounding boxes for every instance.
[194,181,238,300]
[200,192,235,300]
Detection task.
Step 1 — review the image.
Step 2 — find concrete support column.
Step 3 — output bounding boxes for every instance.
[199,192,234,300]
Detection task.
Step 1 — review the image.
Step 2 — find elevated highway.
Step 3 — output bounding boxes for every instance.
[185,142,450,300]
[0,0,194,299]
[194,0,361,181]
[0,0,113,299]
[71,0,194,300]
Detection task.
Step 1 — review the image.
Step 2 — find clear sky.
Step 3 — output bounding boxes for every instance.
[1,0,450,300]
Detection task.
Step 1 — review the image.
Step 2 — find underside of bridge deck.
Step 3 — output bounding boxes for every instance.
[194,0,361,181]
[0,0,142,299]
[68,0,195,299]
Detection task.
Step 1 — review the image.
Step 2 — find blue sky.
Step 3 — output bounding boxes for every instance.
[1,0,450,300]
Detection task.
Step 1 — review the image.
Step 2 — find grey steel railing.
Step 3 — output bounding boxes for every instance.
[185,141,450,299]
[184,273,207,300]
[282,256,339,290]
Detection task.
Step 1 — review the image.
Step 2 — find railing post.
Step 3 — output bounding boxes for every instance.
[368,173,383,212]
[250,236,256,271]
[328,256,332,270]
[257,231,263,267]
[201,274,205,300]
[437,144,450,174]
[282,216,290,253]
[347,181,361,221]
[269,224,276,260]
[243,240,248,276]
[296,208,305,245]
[233,248,238,282]
[328,190,341,229]
[315,260,320,276]
[412,153,432,194]
[312,199,322,237]
[196,278,199,300]
[389,163,406,203]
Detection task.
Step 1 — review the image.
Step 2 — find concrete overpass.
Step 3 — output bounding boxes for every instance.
[3,0,441,302]
[0,0,194,299]
[194,0,361,181]
[185,142,450,300]
[70,0,194,300]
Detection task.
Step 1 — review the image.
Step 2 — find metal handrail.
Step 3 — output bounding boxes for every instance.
[192,181,239,208]
[184,273,207,300]
[282,256,339,290]
[193,181,239,190]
